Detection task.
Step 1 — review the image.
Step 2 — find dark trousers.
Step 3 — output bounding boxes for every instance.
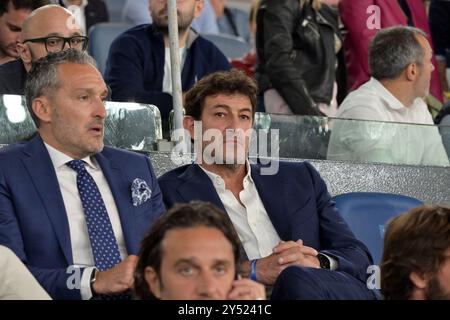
[271,266,380,300]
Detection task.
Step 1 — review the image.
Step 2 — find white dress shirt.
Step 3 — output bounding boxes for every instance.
[200,163,282,260]
[328,77,449,166]
[45,143,127,300]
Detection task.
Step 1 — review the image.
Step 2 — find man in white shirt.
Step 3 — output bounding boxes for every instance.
[159,70,378,299]
[328,26,449,166]
[0,245,51,300]
[0,49,165,299]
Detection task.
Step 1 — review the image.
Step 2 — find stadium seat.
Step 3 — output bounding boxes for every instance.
[201,33,250,59]
[88,23,131,75]
[333,192,422,265]
[103,0,126,23]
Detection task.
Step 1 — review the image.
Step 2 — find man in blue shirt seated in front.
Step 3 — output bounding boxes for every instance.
[105,0,230,128]
[158,69,379,300]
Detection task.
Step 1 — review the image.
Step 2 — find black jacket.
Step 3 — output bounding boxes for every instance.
[256,0,347,115]
[0,59,27,95]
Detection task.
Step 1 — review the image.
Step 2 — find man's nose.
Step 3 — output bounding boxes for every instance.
[94,98,106,118]
[197,272,220,299]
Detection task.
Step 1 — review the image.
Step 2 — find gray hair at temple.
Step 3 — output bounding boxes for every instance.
[25,49,97,127]
[369,26,427,81]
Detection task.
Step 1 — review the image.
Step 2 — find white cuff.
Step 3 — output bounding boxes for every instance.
[80,266,95,300]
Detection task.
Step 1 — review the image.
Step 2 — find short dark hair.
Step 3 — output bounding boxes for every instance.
[134,201,242,300]
[184,69,258,120]
[0,0,49,16]
[381,205,450,300]
[369,26,427,80]
[25,49,96,127]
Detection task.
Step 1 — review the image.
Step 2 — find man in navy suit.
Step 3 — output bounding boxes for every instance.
[158,70,378,299]
[0,49,165,299]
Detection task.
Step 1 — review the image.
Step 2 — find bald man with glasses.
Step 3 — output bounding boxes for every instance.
[0,4,87,95]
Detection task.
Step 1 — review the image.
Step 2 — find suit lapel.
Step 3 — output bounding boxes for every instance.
[177,164,226,212]
[250,164,290,240]
[21,136,73,264]
[95,151,137,255]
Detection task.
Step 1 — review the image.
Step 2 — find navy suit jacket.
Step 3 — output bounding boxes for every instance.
[0,135,165,299]
[158,161,373,283]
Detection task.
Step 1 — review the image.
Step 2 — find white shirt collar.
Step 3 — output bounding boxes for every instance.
[44,142,98,170]
[200,161,254,190]
[369,77,410,110]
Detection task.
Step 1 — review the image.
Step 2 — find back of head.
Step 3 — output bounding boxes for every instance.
[369,26,426,81]
[381,205,450,300]
[25,49,96,127]
[134,201,242,300]
[184,69,258,120]
[0,0,49,16]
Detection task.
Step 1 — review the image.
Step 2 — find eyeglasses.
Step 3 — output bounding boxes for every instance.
[22,35,89,53]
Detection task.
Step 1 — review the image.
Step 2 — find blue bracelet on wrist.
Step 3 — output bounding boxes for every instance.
[250,259,258,281]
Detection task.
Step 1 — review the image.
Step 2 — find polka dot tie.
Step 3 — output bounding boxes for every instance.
[67,160,122,272]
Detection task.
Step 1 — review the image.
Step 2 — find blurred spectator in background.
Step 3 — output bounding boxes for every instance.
[339,0,443,103]
[230,0,259,77]
[429,0,450,99]
[256,0,347,116]
[328,26,449,166]
[0,0,49,65]
[210,0,250,43]
[381,205,450,300]
[0,245,51,300]
[58,0,109,35]
[122,0,219,34]
[0,4,85,95]
[134,202,266,300]
[105,0,230,130]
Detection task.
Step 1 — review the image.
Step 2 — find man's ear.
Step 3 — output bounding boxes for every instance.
[17,43,32,66]
[410,271,428,290]
[405,62,418,81]
[31,96,52,124]
[144,266,162,299]
[194,0,205,18]
[183,115,196,139]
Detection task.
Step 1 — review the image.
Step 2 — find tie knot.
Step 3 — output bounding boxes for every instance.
[66,160,87,174]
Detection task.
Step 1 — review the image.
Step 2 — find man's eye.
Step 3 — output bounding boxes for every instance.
[179,267,194,276]
[215,112,226,117]
[78,95,89,101]
[9,26,21,32]
[70,38,82,45]
[240,115,250,120]
[214,266,227,275]
[47,38,62,47]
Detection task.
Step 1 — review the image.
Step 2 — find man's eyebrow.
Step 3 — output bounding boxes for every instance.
[174,258,198,267]
[211,104,252,113]
[43,31,83,37]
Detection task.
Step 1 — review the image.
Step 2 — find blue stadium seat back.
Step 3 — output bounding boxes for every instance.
[439,115,450,159]
[201,33,250,59]
[88,23,131,75]
[333,192,422,265]
[103,0,126,23]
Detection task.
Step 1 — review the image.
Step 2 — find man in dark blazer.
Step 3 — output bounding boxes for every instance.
[0,49,165,299]
[158,70,378,299]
